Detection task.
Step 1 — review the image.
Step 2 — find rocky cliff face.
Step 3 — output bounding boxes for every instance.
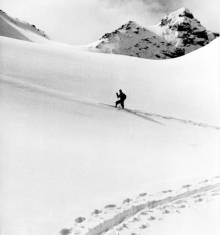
[155,8,219,53]
[90,8,219,59]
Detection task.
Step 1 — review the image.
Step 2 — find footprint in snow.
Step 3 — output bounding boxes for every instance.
[104,204,117,209]
[148,216,156,221]
[211,192,220,196]
[162,189,173,193]
[140,211,148,216]
[194,198,203,203]
[182,184,191,189]
[131,217,140,223]
[123,198,133,204]
[147,210,154,213]
[138,192,147,197]
[60,228,72,235]
[211,188,220,193]
[174,199,187,204]
[199,179,209,184]
[162,209,170,214]
[139,224,148,229]
[178,204,187,209]
[92,209,102,215]
[117,223,129,231]
[193,193,205,199]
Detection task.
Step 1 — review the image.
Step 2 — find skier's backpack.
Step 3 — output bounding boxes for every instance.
[122,93,126,100]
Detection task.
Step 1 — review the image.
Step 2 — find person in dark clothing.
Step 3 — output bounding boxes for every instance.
[115,89,126,109]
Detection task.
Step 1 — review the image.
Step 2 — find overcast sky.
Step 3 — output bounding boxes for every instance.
[1,0,220,45]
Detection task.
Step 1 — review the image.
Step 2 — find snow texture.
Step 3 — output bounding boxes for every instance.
[68,177,220,235]
[0,10,220,235]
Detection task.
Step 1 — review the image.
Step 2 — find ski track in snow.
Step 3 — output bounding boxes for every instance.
[0,75,96,108]
[68,177,220,235]
[100,104,220,130]
[1,75,220,131]
[127,109,220,130]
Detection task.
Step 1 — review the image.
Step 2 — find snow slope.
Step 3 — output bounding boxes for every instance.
[1,35,219,124]
[0,35,220,235]
[68,177,220,235]
[0,9,49,43]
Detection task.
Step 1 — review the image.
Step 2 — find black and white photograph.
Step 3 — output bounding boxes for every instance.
[0,1,220,235]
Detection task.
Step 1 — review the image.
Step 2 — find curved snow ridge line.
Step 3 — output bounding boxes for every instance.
[1,75,219,131]
[76,183,220,235]
[0,75,95,107]
[131,109,220,130]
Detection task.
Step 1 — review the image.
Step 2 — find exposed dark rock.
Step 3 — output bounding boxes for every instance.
[193,30,208,39]
[160,17,172,26]
[180,10,194,19]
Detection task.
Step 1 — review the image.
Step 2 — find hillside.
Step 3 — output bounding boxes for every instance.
[0,9,49,43]
[0,34,220,235]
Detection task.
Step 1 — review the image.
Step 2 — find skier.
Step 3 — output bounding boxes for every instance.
[115,89,126,109]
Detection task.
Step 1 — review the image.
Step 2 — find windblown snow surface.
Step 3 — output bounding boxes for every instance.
[0,35,220,235]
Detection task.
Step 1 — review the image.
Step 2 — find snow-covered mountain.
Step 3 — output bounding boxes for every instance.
[90,8,219,59]
[1,8,219,59]
[0,9,49,43]
[0,7,220,235]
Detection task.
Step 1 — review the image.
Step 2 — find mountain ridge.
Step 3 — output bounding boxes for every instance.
[0,8,219,59]
[0,9,49,42]
[89,8,219,59]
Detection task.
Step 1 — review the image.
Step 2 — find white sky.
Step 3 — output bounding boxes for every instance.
[1,0,220,45]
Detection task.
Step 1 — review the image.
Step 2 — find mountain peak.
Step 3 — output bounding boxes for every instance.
[170,7,194,18]
[90,8,219,60]
[99,20,145,42]
[159,7,196,27]
[120,20,140,29]
[157,7,219,49]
